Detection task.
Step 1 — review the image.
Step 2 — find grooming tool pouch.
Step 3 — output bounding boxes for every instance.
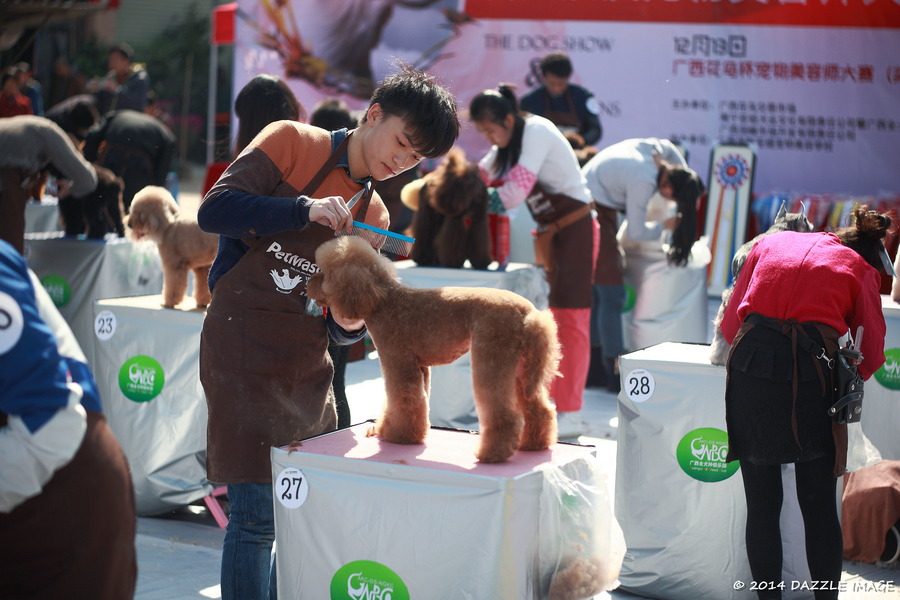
[829,346,864,425]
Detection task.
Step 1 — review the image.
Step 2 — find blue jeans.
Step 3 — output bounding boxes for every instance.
[590,284,625,358]
[221,483,278,600]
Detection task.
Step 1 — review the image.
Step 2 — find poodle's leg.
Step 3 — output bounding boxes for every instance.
[162,264,189,308]
[470,338,523,463]
[192,265,212,308]
[465,212,493,270]
[375,357,430,445]
[517,311,560,451]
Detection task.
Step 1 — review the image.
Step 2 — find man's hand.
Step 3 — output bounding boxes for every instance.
[331,307,364,332]
[308,196,353,233]
[56,180,73,200]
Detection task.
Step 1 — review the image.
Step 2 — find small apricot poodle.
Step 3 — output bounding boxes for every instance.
[307,236,561,463]
[125,186,218,309]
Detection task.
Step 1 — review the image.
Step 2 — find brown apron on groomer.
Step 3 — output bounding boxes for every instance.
[526,183,594,309]
[200,133,380,484]
[542,89,582,135]
[0,411,137,599]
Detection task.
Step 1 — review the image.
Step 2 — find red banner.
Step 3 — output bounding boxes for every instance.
[463,0,900,29]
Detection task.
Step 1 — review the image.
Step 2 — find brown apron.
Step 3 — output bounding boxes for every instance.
[543,88,582,134]
[0,411,137,599]
[594,204,625,286]
[525,183,594,309]
[725,316,848,476]
[200,134,375,484]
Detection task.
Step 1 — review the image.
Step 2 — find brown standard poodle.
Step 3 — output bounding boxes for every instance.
[125,186,218,309]
[307,236,561,463]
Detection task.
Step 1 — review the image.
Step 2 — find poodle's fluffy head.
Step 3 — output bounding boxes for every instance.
[125,185,179,241]
[306,236,397,320]
[425,147,487,217]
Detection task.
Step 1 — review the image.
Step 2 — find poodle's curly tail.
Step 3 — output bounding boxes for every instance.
[520,309,562,400]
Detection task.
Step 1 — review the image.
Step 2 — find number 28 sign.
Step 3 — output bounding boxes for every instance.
[624,368,655,403]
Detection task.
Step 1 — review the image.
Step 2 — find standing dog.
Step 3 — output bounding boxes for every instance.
[307,236,560,463]
[58,165,125,239]
[125,186,218,308]
[708,201,814,365]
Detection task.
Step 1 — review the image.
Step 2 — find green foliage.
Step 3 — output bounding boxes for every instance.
[70,38,112,81]
[137,3,213,164]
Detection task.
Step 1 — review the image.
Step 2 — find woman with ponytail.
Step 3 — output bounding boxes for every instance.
[580,138,704,391]
[721,205,892,599]
[469,84,599,439]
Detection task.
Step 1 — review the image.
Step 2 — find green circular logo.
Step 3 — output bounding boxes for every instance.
[623,283,636,313]
[676,427,740,482]
[40,274,71,307]
[330,560,409,600]
[874,348,900,390]
[118,355,165,402]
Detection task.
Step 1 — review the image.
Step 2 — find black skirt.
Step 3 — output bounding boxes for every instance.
[725,322,837,465]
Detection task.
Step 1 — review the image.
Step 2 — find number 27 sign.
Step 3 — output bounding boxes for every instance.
[275,467,310,509]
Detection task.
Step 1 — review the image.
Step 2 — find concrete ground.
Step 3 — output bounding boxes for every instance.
[130,164,898,599]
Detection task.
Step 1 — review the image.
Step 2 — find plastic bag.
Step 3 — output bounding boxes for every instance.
[538,454,626,600]
[845,421,882,472]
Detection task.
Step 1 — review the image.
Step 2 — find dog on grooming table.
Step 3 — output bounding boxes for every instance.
[306,236,561,463]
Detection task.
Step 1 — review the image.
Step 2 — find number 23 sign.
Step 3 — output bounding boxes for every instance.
[624,368,655,403]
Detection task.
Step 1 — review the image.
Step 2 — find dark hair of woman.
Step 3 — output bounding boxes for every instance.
[660,165,705,267]
[310,98,357,132]
[468,84,527,176]
[233,74,306,158]
[835,204,895,271]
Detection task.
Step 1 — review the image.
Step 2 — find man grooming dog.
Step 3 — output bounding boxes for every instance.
[307,236,560,463]
[197,62,459,600]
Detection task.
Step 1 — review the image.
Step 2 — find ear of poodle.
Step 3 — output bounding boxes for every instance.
[400,178,426,211]
[313,237,393,320]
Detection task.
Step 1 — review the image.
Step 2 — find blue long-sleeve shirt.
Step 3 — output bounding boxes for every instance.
[198,128,367,344]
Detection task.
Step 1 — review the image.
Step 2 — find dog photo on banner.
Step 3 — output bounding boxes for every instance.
[704,144,756,298]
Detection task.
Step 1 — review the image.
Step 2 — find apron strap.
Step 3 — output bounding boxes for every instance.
[299,131,374,222]
[300,133,351,196]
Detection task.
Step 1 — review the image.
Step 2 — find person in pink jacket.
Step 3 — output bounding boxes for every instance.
[722,205,891,600]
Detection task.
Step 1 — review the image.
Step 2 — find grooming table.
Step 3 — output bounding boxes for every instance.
[621,240,710,352]
[24,198,61,234]
[392,260,549,430]
[25,233,162,366]
[857,296,900,461]
[90,294,212,516]
[271,423,623,599]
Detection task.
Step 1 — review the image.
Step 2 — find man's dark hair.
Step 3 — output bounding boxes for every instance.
[366,61,459,160]
[310,98,357,132]
[111,43,134,62]
[69,101,100,137]
[539,53,573,78]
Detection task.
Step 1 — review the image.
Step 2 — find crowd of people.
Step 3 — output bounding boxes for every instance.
[0,42,175,253]
[1,40,894,600]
